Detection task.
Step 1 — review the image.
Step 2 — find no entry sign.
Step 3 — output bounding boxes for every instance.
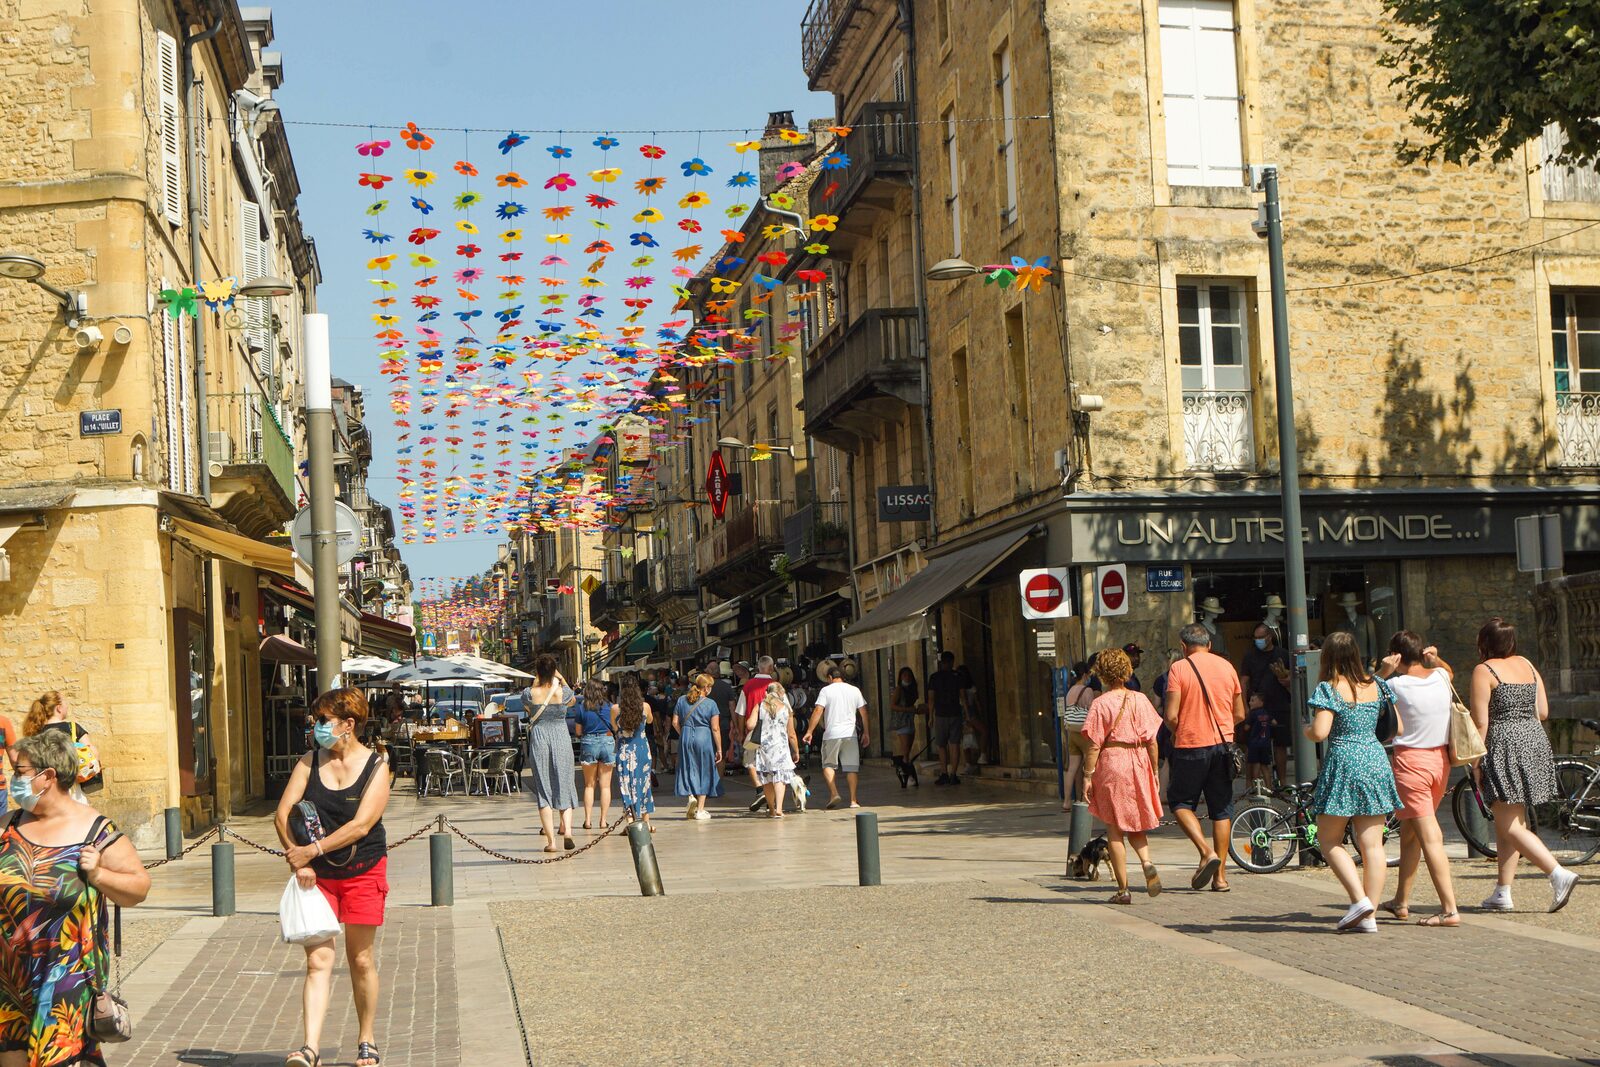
[1018,567,1073,620]
[1095,564,1129,617]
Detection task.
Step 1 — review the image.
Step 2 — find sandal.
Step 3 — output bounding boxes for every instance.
[1190,856,1221,890]
[563,836,576,850]
[1143,863,1162,897]
[1418,912,1460,928]
[286,1047,319,1067]
[357,1041,382,1066]
[1211,879,1231,893]
[1108,891,1133,905]
[1379,899,1410,921]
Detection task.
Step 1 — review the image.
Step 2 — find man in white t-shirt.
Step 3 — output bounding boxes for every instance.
[802,664,870,809]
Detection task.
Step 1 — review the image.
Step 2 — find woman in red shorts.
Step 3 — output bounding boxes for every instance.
[275,688,393,1067]
[1376,632,1460,927]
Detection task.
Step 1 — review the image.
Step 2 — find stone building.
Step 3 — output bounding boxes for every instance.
[803,0,1600,779]
[0,1,331,841]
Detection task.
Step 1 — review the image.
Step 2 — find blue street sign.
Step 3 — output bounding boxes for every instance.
[79,409,122,436]
[1146,566,1185,592]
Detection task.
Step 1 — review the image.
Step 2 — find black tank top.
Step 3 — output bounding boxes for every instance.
[303,749,386,879]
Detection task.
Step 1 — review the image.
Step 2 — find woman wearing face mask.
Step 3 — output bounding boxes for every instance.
[0,730,149,1067]
[274,689,392,1067]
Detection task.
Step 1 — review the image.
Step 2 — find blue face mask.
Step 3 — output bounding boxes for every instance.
[1254,637,1269,651]
[313,721,340,749]
[8,774,41,811]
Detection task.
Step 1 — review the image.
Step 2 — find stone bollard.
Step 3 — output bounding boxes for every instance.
[211,841,235,917]
[626,821,665,896]
[429,831,454,907]
[1066,800,1093,876]
[855,811,881,886]
[164,807,183,860]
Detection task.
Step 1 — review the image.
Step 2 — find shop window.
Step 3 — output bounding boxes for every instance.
[1552,289,1600,468]
[1158,0,1246,187]
[1177,279,1255,472]
[174,608,212,795]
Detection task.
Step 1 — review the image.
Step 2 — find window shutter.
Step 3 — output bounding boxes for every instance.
[160,278,183,491]
[239,200,272,377]
[194,89,209,229]
[157,31,183,227]
[1159,0,1244,187]
[178,314,196,494]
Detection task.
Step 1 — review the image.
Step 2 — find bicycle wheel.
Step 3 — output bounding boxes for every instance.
[1530,759,1600,865]
[1451,775,1496,859]
[1229,803,1298,873]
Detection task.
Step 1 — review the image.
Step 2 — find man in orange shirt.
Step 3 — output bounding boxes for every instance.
[1163,622,1247,891]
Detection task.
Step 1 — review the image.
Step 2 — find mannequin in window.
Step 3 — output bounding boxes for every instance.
[1261,594,1286,647]
[1198,595,1228,657]
[1332,591,1378,665]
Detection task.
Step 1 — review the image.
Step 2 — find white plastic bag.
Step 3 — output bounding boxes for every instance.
[278,875,340,945]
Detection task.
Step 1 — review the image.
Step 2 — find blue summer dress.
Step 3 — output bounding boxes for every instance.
[617,717,655,815]
[522,685,578,811]
[1308,679,1402,817]
[673,696,724,798]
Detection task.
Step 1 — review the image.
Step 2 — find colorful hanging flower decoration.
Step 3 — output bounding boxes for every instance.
[497,132,527,154]
[495,202,526,220]
[365,201,389,216]
[496,172,528,189]
[404,169,437,189]
[632,207,664,224]
[545,173,576,191]
[542,204,575,221]
[680,158,712,177]
[410,196,434,214]
[585,194,618,210]
[726,171,756,188]
[624,276,653,289]
[589,168,622,183]
[544,142,570,158]
[400,122,434,150]
[362,229,392,244]
[453,160,478,177]
[359,172,393,189]
[678,190,711,210]
[638,144,665,159]
[809,213,839,232]
[629,232,658,248]
[452,191,483,210]
[634,176,667,196]
[677,217,703,233]
[407,227,440,244]
[805,242,831,255]
[820,151,851,170]
[456,243,481,258]
[725,202,749,219]
[593,135,620,151]
[357,139,390,157]
[500,229,523,242]
[730,140,761,154]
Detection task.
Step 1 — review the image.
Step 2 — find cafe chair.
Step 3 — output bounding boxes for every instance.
[469,747,519,796]
[419,747,466,798]
[391,741,416,780]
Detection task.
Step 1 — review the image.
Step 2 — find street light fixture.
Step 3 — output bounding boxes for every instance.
[0,252,86,320]
[718,436,796,458]
[237,274,295,299]
[925,257,981,282]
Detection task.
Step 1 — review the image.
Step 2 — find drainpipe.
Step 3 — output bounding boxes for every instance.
[898,0,939,548]
[183,9,223,501]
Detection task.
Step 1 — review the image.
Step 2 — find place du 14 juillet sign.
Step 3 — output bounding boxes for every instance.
[78,409,121,436]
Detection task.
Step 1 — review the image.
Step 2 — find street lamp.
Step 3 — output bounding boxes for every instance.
[303,313,344,694]
[718,435,796,458]
[237,274,294,299]
[925,257,980,282]
[0,252,86,320]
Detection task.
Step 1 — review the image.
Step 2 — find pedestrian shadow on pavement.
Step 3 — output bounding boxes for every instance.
[178,1052,357,1067]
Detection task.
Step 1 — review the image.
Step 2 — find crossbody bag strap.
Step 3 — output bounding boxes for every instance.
[1187,658,1226,746]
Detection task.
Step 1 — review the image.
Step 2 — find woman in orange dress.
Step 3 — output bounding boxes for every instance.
[1083,648,1165,903]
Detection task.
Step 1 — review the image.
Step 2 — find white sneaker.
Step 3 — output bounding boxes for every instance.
[693,809,711,822]
[1337,897,1375,931]
[1352,916,1379,933]
[1550,867,1579,913]
[1480,886,1514,912]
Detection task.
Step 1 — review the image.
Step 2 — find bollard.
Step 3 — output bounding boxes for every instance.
[164,807,182,860]
[429,832,454,907]
[1066,800,1093,876]
[211,841,235,917]
[626,821,665,896]
[855,811,881,886]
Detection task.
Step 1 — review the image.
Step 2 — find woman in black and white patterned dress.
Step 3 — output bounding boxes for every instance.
[1469,618,1579,914]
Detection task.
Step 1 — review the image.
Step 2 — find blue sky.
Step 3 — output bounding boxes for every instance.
[269,0,831,585]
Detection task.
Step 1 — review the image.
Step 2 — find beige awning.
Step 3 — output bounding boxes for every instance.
[260,633,317,664]
[170,518,295,577]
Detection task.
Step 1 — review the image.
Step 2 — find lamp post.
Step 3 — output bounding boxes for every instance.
[303,313,343,694]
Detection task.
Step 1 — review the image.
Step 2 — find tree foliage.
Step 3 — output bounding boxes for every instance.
[1382,0,1600,167]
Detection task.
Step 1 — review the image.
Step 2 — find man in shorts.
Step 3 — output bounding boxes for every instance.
[802,664,869,809]
[926,651,965,785]
[1163,622,1246,891]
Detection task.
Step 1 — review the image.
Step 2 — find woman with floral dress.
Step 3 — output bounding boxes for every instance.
[613,680,655,832]
[1081,649,1164,903]
[1306,631,1402,933]
[751,682,800,818]
[0,730,149,1067]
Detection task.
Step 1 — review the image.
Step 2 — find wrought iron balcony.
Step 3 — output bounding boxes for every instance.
[697,500,790,598]
[783,500,850,563]
[207,389,297,537]
[803,307,922,450]
[1555,392,1600,468]
[808,101,913,224]
[801,0,865,87]
[1181,389,1256,473]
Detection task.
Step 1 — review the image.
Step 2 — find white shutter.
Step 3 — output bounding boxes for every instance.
[892,54,907,102]
[1159,0,1244,187]
[178,314,196,494]
[160,279,183,491]
[239,200,272,376]
[194,89,209,229]
[157,31,183,227]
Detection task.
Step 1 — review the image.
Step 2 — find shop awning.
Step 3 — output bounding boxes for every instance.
[171,518,294,577]
[840,526,1039,654]
[359,611,416,659]
[260,633,316,664]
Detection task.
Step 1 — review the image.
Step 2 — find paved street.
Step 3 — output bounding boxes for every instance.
[109,765,1599,1066]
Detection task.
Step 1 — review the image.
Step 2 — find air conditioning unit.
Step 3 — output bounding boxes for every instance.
[207,430,234,463]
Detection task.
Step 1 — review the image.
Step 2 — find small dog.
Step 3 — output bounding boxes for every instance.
[790,773,810,813]
[1072,835,1110,881]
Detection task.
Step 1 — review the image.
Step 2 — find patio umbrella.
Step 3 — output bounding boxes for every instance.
[342,656,399,677]
[260,634,316,665]
[381,657,501,683]
[444,654,533,681]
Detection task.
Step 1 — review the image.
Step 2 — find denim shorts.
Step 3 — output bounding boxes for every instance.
[578,735,616,765]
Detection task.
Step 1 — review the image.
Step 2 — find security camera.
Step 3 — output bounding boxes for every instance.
[111,324,133,346]
[73,325,103,349]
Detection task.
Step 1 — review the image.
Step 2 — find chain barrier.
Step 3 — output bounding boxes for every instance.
[141,825,221,870]
[440,812,630,864]
[218,824,286,858]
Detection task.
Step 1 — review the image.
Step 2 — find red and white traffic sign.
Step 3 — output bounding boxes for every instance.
[1018,567,1074,620]
[1095,564,1129,617]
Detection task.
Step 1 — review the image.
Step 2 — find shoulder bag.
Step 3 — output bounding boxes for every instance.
[1446,678,1487,766]
[1186,659,1245,779]
[1374,679,1399,744]
[83,816,131,1043]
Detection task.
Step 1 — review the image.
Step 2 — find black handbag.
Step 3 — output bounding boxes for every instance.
[1374,683,1399,744]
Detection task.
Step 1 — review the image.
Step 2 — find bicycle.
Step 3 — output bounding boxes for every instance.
[1450,717,1600,865]
[1230,783,1399,874]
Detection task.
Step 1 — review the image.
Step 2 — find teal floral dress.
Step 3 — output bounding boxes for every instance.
[0,813,116,1066]
[1308,680,1402,817]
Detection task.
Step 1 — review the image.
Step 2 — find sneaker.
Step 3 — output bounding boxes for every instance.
[1550,867,1579,913]
[693,809,711,821]
[1480,886,1515,912]
[1337,897,1375,931]
[749,793,769,813]
[1352,916,1379,934]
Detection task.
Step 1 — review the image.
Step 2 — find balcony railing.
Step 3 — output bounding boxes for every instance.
[1181,389,1255,472]
[802,307,922,445]
[808,101,913,221]
[1555,392,1600,468]
[697,501,788,575]
[783,500,850,562]
[589,580,633,619]
[649,551,695,597]
[801,0,861,82]
[1533,570,1600,696]
[208,390,295,500]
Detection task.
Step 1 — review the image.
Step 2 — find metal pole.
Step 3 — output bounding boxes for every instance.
[626,820,665,896]
[164,807,183,860]
[304,314,342,695]
[1261,168,1318,783]
[429,832,454,906]
[855,810,882,886]
[210,841,235,917]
